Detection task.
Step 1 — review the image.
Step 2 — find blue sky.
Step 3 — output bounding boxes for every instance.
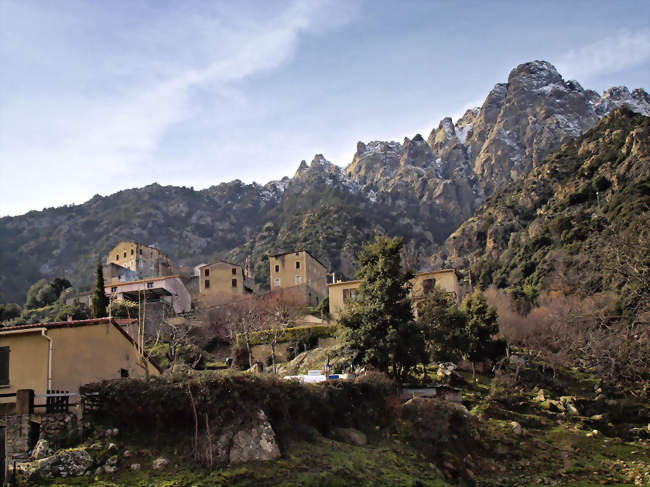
[1,0,649,216]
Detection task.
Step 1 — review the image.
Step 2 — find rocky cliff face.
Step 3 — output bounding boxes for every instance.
[1,61,648,303]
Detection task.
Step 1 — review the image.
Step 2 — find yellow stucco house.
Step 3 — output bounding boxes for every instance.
[328,268,461,320]
[0,318,160,405]
[106,241,171,279]
[268,250,328,306]
[198,261,249,305]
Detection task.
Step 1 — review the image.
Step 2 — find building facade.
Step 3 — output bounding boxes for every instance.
[198,261,248,305]
[268,251,328,306]
[328,269,461,320]
[0,318,160,406]
[106,241,171,279]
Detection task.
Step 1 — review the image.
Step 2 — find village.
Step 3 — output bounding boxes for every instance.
[0,240,464,482]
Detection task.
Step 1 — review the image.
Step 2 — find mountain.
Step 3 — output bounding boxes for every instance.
[1,61,648,304]
[438,108,649,315]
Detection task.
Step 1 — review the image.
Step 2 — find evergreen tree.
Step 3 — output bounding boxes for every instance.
[461,290,504,383]
[91,258,109,318]
[417,287,468,363]
[340,236,426,381]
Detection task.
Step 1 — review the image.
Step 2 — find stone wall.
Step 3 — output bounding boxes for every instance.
[4,414,33,462]
[38,409,81,446]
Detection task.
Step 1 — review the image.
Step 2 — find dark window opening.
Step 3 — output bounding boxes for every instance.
[232,279,237,288]
[0,346,9,386]
[205,269,210,277]
[123,252,127,258]
[130,249,134,255]
[422,278,436,294]
[111,286,117,292]
[116,254,119,261]
[205,280,210,289]
[296,261,300,269]
[275,265,279,272]
[120,368,129,378]
[232,268,237,275]
[146,282,154,289]
[295,252,299,256]
[139,249,142,255]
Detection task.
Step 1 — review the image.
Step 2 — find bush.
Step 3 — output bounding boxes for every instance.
[239,325,337,346]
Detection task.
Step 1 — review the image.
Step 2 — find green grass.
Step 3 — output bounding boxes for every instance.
[40,436,452,487]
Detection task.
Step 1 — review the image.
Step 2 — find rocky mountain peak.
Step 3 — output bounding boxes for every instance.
[401,134,434,168]
[294,160,309,178]
[507,60,563,90]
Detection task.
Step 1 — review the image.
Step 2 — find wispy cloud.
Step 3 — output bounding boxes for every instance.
[556,28,650,81]
[0,0,357,216]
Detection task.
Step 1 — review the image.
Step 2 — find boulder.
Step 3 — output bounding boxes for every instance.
[17,448,94,481]
[152,457,169,470]
[103,465,117,474]
[330,427,368,446]
[511,421,523,436]
[123,450,132,458]
[229,410,281,463]
[32,439,53,460]
[130,463,141,471]
[107,442,118,452]
[107,455,118,466]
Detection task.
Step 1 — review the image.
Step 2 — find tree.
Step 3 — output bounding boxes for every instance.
[91,258,109,318]
[340,236,426,382]
[0,302,21,322]
[25,279,57,309]
[54,301,91,321]
[50,277,72,298]
[417,287,468,363]
[462,290,504,383]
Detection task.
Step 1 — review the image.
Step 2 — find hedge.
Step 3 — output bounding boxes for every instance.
[237,325,338,346]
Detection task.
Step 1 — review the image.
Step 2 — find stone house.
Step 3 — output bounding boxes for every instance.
[268,251,328,307]
[0,318,160,473]
[328,269,461,320]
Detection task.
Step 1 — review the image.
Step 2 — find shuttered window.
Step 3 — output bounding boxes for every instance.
[0,347,9,386]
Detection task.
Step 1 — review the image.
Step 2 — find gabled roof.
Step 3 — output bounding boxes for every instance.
[0,318,162,373]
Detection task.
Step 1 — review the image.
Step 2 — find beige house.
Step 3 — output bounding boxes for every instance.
[198,261,248,305]
[107,241,171,278]
[268,250,328,306]
[328,269,461,320]
[0,318,160,405]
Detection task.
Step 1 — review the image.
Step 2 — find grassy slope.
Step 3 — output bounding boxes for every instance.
[32,358,649,487]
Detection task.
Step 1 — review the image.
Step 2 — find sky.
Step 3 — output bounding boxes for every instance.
[1,0,649,217]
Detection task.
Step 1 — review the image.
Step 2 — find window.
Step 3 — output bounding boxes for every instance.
[120,368,129,378]
[232,268,237,275]
[275,265,279,272]
[422,278,436,294]
[295,252,300,256]
[295,276,302,284]
[0,346,9,386]
[139,249,142,255]
[204,269,210,277]
[205,280,210,289]
[296,261,300,269]
[111,286,117,292]
[274,278,280,287]
[343,289,359,303]
[130,249,134,255]
[232,279,237,288]
[146,282,154,289]
[123,252,127,258]
[116,254,119,261]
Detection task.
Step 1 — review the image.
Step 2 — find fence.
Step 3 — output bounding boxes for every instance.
[34,391,78,414]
